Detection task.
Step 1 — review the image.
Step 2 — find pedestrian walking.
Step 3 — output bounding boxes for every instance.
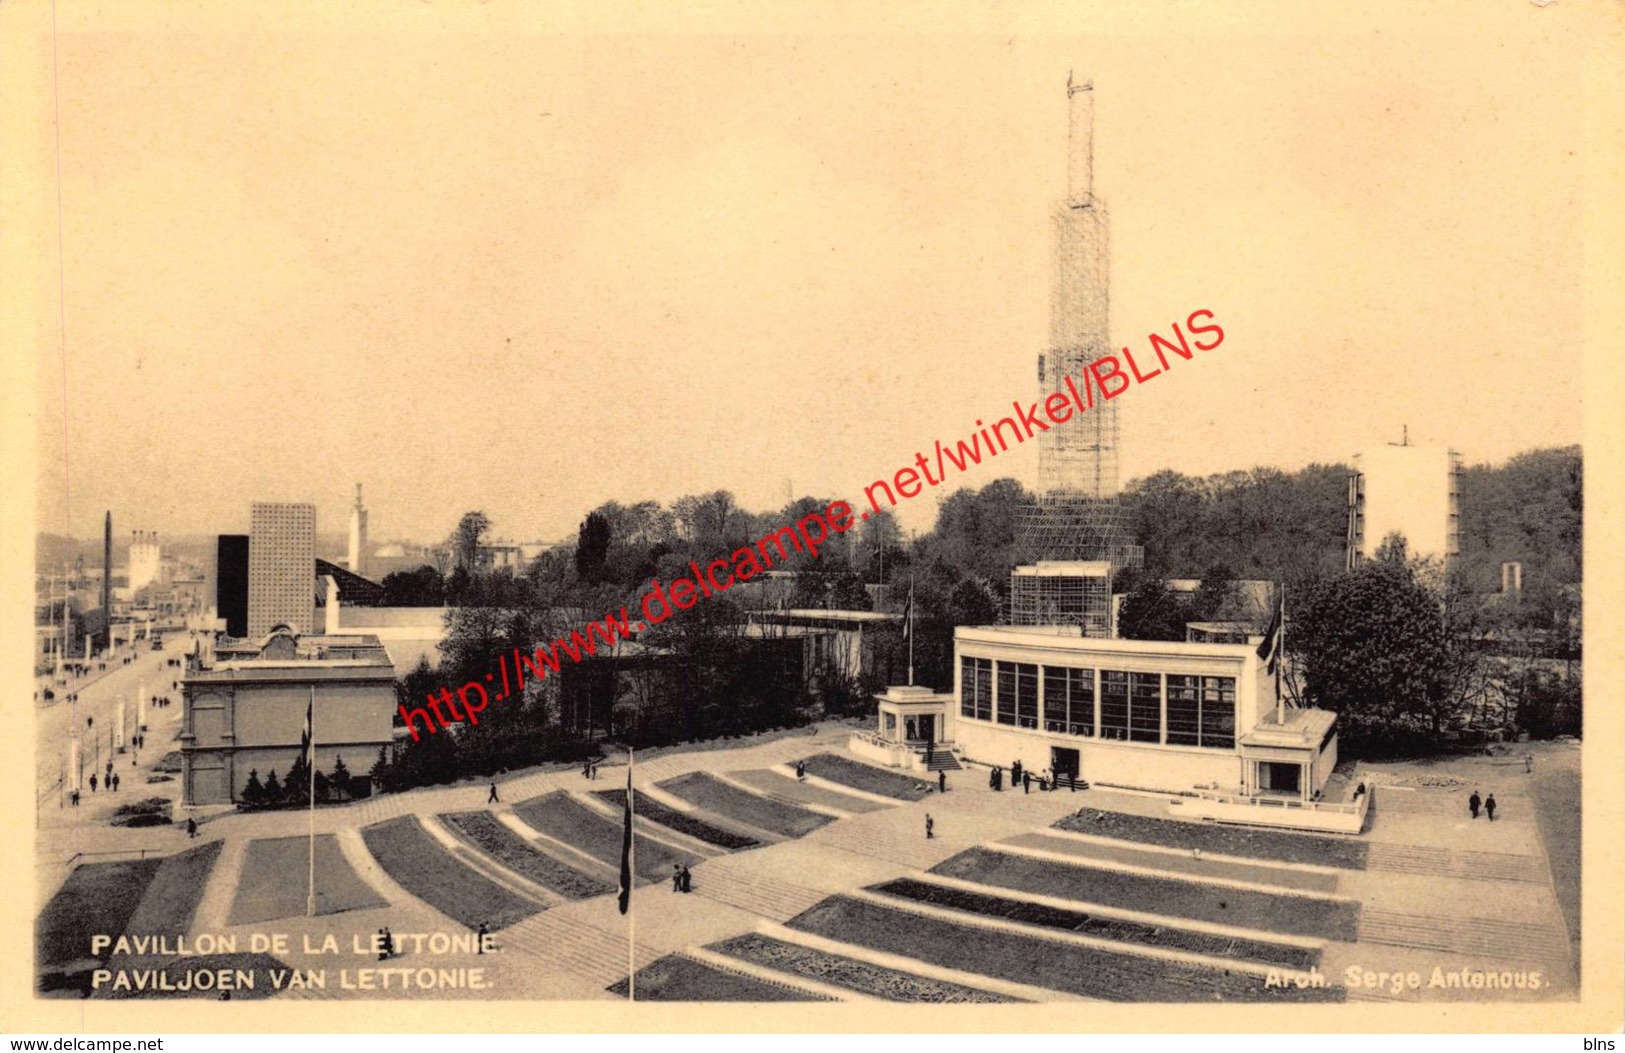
[1524,754,1534,774]
[1468,790,1481,819]
[488,782,500,804]
[71,790,80,807]
[476,922,489,953]
[938,770,947,794]
[377,928,389,961]
[796,760,806,782]
[1485,794,1497,822]
[186,817,197,838]
[680,866,692,893]
[672,864,682,892]
[89,774,97,793]
[383,928,395,959]
[925,814,935,840]
[111,773,120,792]
[1022,771,1031,795]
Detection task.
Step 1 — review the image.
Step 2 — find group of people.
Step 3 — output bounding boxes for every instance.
[1468,790,1500,822]
[987,760,1082,794]
[670,864,693,893]
[581,758,601,780]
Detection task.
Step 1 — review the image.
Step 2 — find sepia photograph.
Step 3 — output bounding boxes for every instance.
[5,0,1622,1036]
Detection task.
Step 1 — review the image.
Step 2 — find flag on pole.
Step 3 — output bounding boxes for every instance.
[301,693,314,771]
[1255,591,1284,675]
[617,766,634,915]
[901,588,913,643]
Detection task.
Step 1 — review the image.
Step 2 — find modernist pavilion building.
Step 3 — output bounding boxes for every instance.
[860,625,1340,809]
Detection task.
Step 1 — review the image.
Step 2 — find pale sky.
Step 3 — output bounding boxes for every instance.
[30,10,1590,545]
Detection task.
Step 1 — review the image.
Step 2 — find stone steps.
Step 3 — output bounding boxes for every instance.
[689,863,829,922]
[499,909,660,990]
[1366,842,1545,884]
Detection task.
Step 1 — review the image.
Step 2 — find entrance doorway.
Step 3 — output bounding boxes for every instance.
[905,714,936,743]
[1259,761,1302,796]
[1051,747,1080,780]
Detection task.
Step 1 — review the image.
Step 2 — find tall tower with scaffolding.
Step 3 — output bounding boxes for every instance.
[1010,76,1141,632]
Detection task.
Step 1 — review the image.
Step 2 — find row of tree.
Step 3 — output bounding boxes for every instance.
[238,755,356,808]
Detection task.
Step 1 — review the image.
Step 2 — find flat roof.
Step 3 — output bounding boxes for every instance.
[755,609,900,623]
[957,625,1260,661]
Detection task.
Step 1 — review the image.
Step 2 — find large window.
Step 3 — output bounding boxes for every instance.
[1129,673,1162,743]
[1166,674,1235,748]
[1043,666,1095,737]
[1165,675,1202,746]
[1099,671,1129,741]
[960,657,992,721]
[1200,676,1237,749]
[996,661,1037,728]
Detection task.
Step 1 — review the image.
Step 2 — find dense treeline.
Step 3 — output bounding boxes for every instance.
[376,446,1581,789]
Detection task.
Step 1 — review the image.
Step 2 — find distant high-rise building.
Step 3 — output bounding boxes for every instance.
[1346,442,1463,571]
[129,531,162,594]
[347,483,369,576]
[248,502,316,637]
[216,535,250,637]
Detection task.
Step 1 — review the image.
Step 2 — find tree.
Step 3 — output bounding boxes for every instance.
[1117,578,1190,641]
[241,768,265,807]
[380,565,445,606]
[1291,557,1452,748]
[451,511,492,573]
[330,755,352,801]
[263,769,282,802]
[575,511,612,583]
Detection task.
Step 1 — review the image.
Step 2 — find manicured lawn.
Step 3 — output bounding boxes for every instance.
[512,791,698,882]
[606,954,830,1001]
[1055,808,1369,869]
[87,952,286,1000]
[1529,767,1581,953]
[592,789,760,850]
[712,932,1015,1003]
[1005,832,1342,893]
[122,841,222,938]
[230,835,388,925]
[931,848,1360,941]
[800,754,934,801]
[441,811,615,899]
[37,859,161,970]
[871,878,1319,971]
[731,769,894,814]
[361,816,539,930]
[787,895,1342,1002]
[657,773,832,838]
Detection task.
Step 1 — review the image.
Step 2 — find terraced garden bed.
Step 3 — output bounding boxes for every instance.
[657,773,832,838]
[441,811,615,899]
[361,816,538,930]
[1003,832,1341,893]
[801,754,934,801]
[931,848,1360,941]
[732,769,893,814]
[230,835,387,925]
[591,789,760,850]
[606,954,831,1002]
[787,895,1342,1002]
[712,933,1014,1003]
[122,841,222,937]
[513,791,698,881]
[37,859,162,970]
[1056,808,1368,869]
[871,878,1319,971]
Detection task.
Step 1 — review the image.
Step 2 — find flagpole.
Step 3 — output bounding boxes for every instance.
[306,685,317,918]
[907,551,916,688]
[627,748,635,1002]
[1274,584,1285,725]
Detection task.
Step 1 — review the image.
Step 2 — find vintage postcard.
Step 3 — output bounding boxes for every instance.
[4,0,1622,1036]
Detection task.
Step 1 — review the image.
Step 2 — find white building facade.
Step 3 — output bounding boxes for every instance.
[1347,444,1463,570]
